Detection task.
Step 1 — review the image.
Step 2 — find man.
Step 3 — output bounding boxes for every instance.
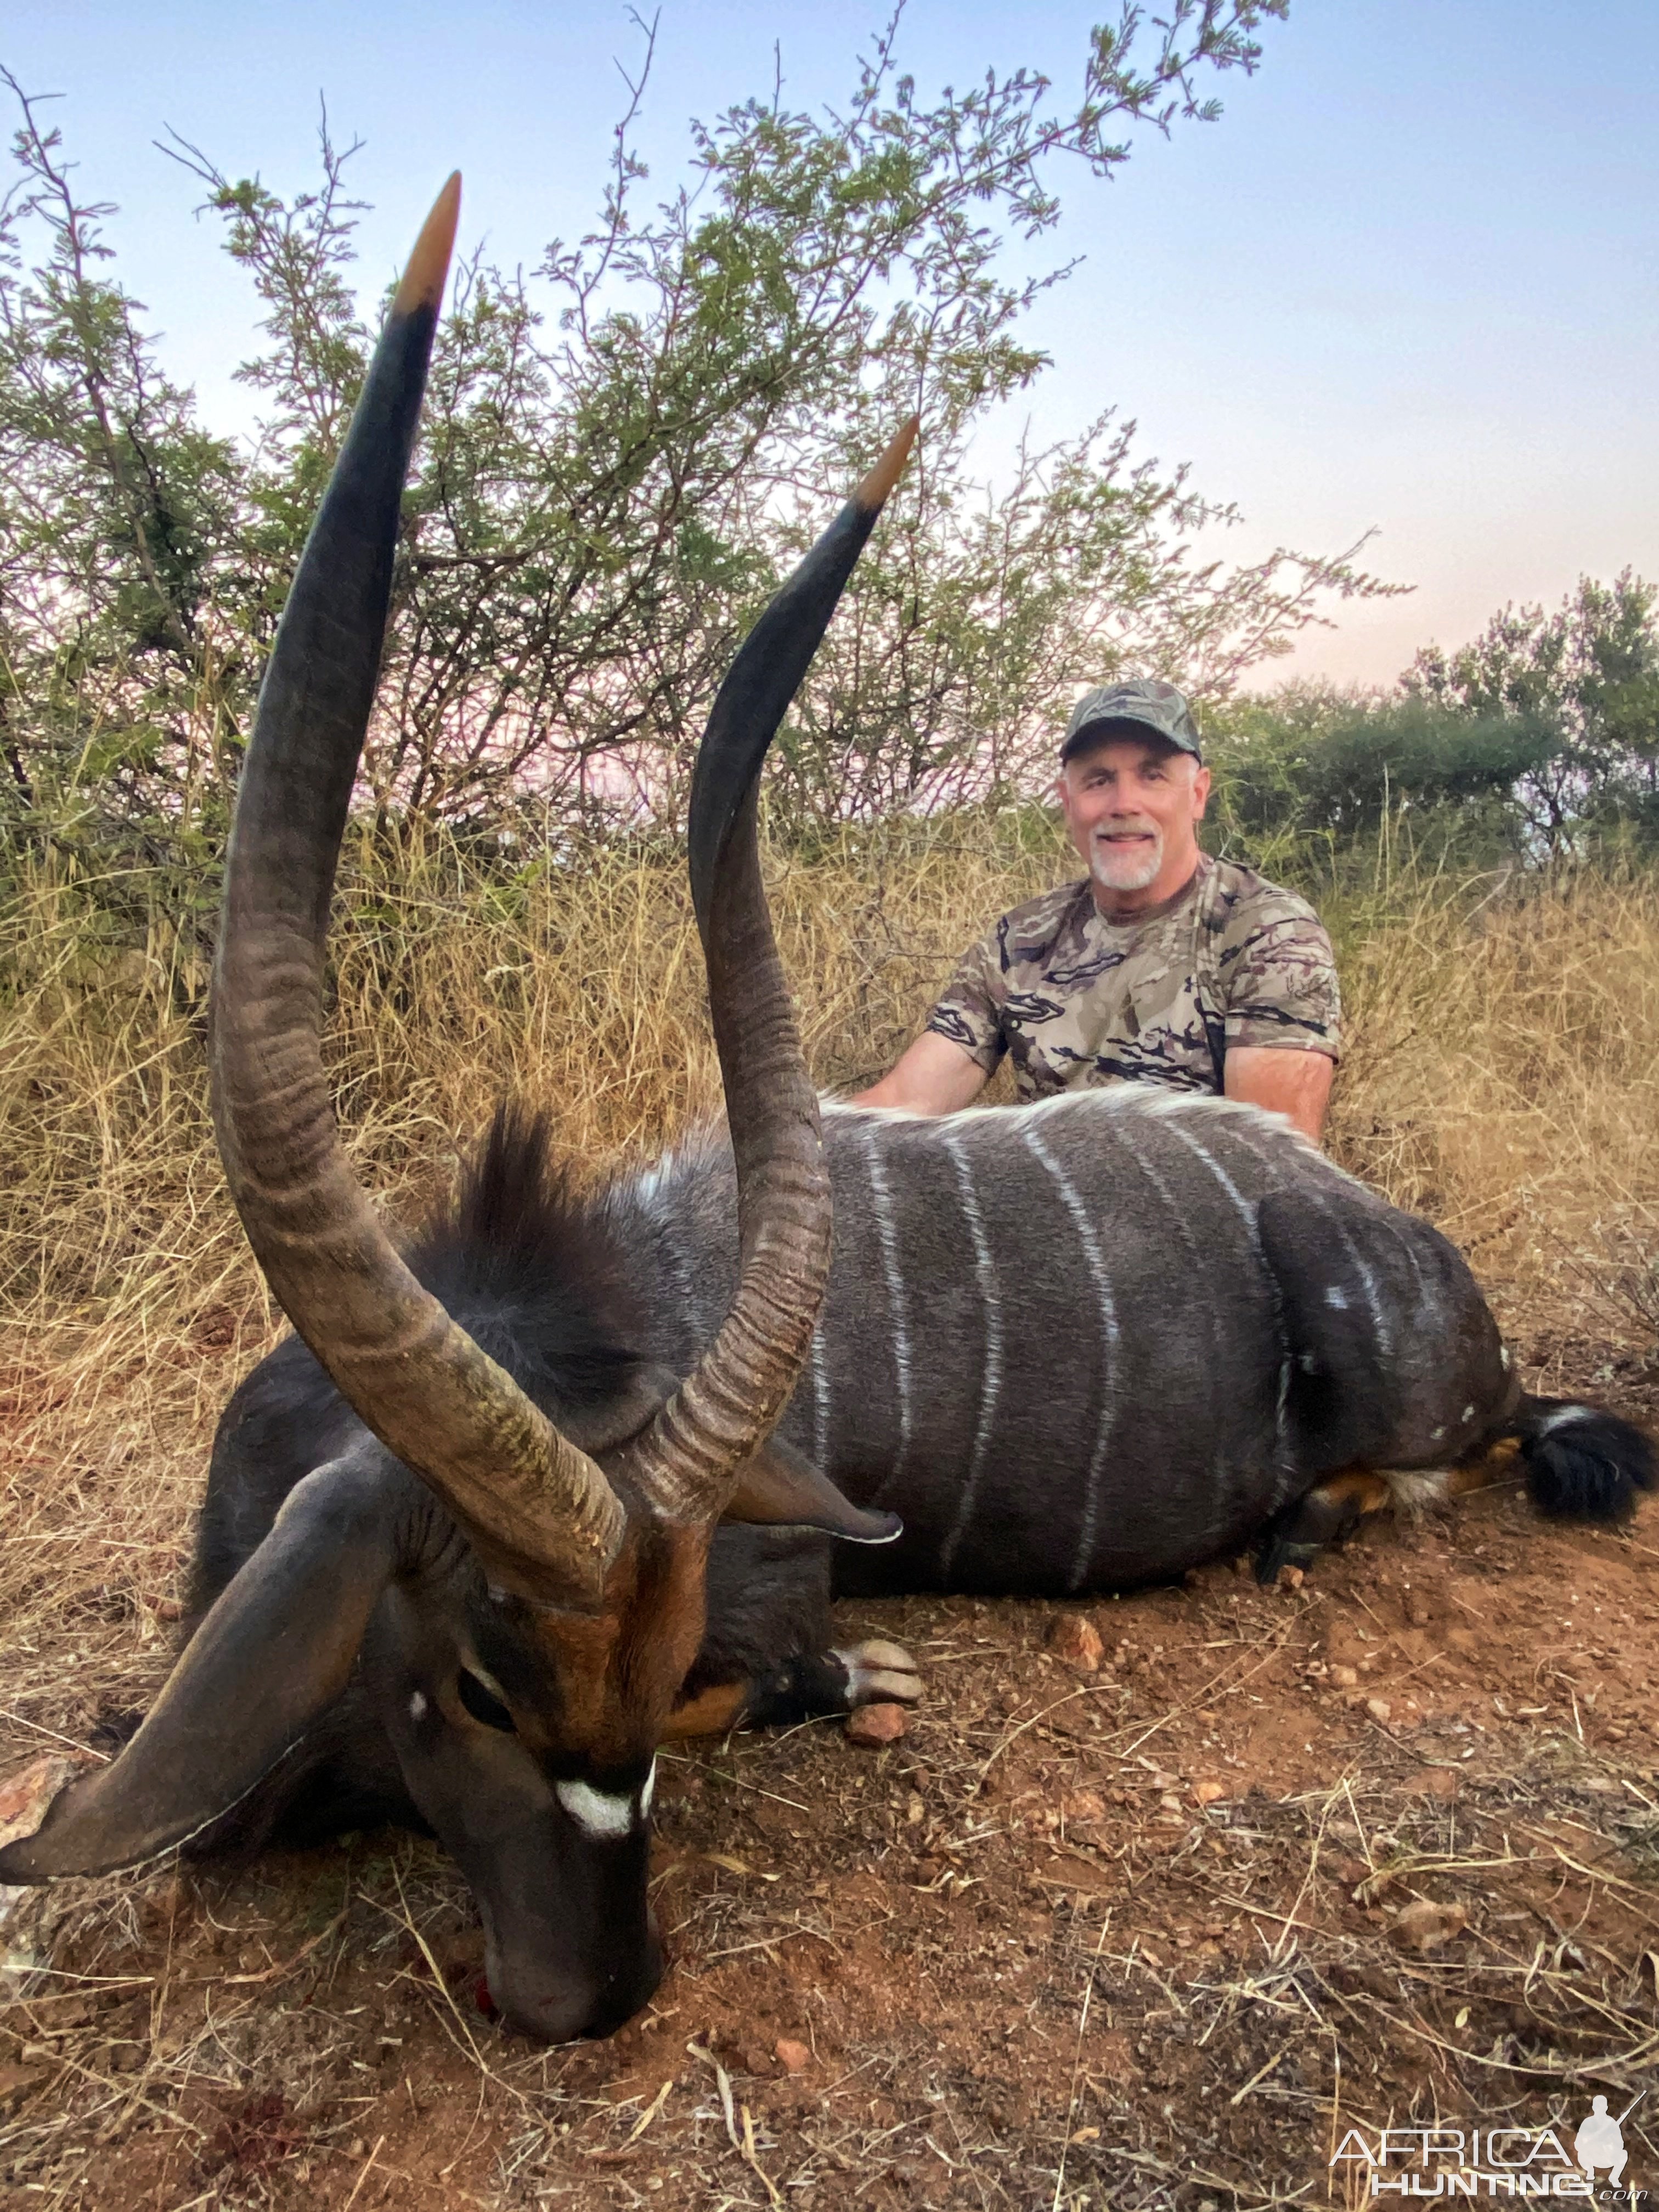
[853,679,1341,1143]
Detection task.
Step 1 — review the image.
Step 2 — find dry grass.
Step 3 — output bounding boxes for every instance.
[2,823,1658,2206]
[1326,866,1659,1305]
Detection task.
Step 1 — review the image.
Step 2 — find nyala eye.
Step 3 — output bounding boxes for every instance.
[457,1668,515,1732]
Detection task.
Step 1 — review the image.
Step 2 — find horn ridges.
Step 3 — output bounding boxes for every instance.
[211,177,625,1607]
[623,420,917,1521]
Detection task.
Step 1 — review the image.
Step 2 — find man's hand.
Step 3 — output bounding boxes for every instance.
[1223,1045,1334,1145]
[849,1032,990,1115]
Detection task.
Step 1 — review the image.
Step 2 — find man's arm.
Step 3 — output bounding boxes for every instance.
[1223,1045,1334,1146]
[849,1031,991,1115]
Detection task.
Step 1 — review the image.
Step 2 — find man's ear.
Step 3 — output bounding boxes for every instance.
[0,1455,402,1882]
[723,1435,901,1545]
[1191,760,1211,821]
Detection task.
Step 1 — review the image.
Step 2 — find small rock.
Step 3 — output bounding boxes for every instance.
[1408,1765,1460,1799]
[1365,1697,1393,1724]
[1277,1565,1305,1593]
[1391,1900,1466,1954]
[148,1595,184,1623]
[1062,1790,1106,1824]
[0,1754,86,1852]
[1403,1592,1432,1627]
[1329,1664,1359,1689]
[1045,1613,1103,1673]
[846,1702,908,1747]
[1192,1779,1227,1807]
[775,2038,810,2074]
[1331,1855,1372,1889]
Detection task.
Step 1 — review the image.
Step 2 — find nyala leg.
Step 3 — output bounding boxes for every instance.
[668,1524,922,1737]
[664,1641,922,1739]
[743,1640,920,1728]
[1256,1470,1393,1584]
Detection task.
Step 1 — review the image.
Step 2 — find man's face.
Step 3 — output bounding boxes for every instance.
[1058,731,1210,910]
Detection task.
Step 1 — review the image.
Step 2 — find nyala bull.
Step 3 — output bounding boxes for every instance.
[3,179,1650,2042]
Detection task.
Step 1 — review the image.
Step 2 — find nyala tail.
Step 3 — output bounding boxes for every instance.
[1515,1398,1657,1521]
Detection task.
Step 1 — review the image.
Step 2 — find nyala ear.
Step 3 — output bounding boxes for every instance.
[0,1457,401,1883]
[723,1435,901,1545]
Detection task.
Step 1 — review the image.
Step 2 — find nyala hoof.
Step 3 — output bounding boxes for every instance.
[833,1638,923,1708]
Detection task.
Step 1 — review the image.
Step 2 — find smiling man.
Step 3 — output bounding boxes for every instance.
[852,680,1341,1143]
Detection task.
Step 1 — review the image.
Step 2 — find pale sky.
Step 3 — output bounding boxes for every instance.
[7,2,1657,688]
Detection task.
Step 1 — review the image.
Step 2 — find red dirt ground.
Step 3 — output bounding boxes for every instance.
[2,1334,1656,2210]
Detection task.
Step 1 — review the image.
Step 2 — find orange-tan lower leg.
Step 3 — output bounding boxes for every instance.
[659,1681,751,1742]
[1444,1434,1523,1498]
[1255,1468,1392,1582]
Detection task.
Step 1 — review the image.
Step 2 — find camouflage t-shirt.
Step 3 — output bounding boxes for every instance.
[925,855,1341,1102]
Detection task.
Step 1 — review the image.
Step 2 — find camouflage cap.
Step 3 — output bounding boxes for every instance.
[1060,678,1201,763]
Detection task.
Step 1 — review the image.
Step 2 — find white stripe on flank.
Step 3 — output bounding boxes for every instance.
[809,1326,830,1469]
[937,1127,1003,1581]
[1022,1121,1121,1593]
[862,1125,913,1500]
[1370,1211,1438,1333]
[1393,1221,1429,1302]
[1312,1193,1392,1365]
[1121,1135,1205,1267]
[1159,1116,1259,1242]
[1217,1104,1372,1197]
[1205,1110,1398,1358]
[1118,1128,1232,1388]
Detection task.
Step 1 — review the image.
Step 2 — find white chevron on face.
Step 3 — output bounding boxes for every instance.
[555,1759,656,1841]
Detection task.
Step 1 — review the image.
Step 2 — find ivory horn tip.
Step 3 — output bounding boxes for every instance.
[392,172,462,318]
[854,414,920,514]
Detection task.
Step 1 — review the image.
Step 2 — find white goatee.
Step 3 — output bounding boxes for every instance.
[1091,824,1164,894]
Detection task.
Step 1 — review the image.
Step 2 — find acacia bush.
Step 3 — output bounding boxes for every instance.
[3,4,1415,885]
[1204,574,1659,881]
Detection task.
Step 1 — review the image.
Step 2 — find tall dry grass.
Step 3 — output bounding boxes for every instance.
[1325,865,1659,1328]
[2,823,1656,1742]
